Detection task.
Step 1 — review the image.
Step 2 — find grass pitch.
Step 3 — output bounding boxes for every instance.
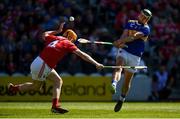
[0,102,180,118]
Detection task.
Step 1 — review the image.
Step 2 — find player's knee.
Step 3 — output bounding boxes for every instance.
[59,79,63,86]
[115,68,122,72]
[55,77,63,86]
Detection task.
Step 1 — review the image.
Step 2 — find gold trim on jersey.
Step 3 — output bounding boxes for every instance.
[128,20,138,23]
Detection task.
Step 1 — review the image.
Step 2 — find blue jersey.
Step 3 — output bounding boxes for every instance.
[123,20,150,57]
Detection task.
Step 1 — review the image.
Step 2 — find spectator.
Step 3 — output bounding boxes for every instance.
[0,0,179,79]
[6,53,16,75]
[149,62,174,101]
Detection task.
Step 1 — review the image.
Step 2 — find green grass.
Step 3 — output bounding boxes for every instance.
[0,102,180,118]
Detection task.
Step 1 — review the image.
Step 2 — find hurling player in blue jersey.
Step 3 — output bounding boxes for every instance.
[112,9,152,112]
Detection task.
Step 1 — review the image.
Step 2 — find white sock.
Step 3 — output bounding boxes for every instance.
[119,95,125,102]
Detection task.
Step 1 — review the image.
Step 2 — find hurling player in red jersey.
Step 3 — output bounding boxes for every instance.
[8,22,104,114]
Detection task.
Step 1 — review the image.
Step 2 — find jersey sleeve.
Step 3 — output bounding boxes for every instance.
[64,40,78,52]
[124,20,135,30]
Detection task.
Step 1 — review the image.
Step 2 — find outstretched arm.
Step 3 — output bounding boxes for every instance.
[42,22,65,40]
[73,49,104,70]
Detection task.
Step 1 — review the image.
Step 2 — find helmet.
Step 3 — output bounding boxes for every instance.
[141,9,152,18]
[138,9,152,24]
[63,29,77,41]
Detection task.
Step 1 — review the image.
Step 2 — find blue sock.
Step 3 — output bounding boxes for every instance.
[112,79,117,85]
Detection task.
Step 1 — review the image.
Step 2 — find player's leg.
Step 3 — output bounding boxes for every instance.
[8,57,46,94]
[114,50,140,112]
[47,69,62,107]
[47,69,68,114]
[114,70,134,112]
[111,57,124,94]
[8,80,43,94]
[121,71,134,100]
[111,49,126,94]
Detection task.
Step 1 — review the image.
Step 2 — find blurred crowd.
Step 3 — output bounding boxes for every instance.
[0,0,179,85]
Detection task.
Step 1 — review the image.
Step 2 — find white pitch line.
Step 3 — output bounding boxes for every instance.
[3,118,180,119]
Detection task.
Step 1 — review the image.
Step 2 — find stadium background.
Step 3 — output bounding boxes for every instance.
[0,0,180,101]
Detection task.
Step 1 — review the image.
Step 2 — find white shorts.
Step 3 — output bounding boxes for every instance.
[30,56,52,81]
[116,49,141,73]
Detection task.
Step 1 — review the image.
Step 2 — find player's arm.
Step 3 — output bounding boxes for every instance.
[73,49,104,70]
[114,20,150,48]
[113,30,129,48]
[125,31,145,42]
[114,30,147,48]
[42,22,65,40]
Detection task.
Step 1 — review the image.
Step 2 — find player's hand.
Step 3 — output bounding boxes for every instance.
[113,41,127,48]
[113,40,122,48]
[96,63,104,70]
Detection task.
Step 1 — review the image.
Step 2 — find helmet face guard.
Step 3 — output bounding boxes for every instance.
[138,9,152,23]
[63,29,77,41]
[141,9,152,19]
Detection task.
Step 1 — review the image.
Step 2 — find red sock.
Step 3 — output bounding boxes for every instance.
[52,98,59,108]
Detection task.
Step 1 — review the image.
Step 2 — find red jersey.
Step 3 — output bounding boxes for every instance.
[39,35,78,68]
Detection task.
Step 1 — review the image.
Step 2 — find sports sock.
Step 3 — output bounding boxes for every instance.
[119,94,126,102]
[52,98,59,108]
[112,79,118,86]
